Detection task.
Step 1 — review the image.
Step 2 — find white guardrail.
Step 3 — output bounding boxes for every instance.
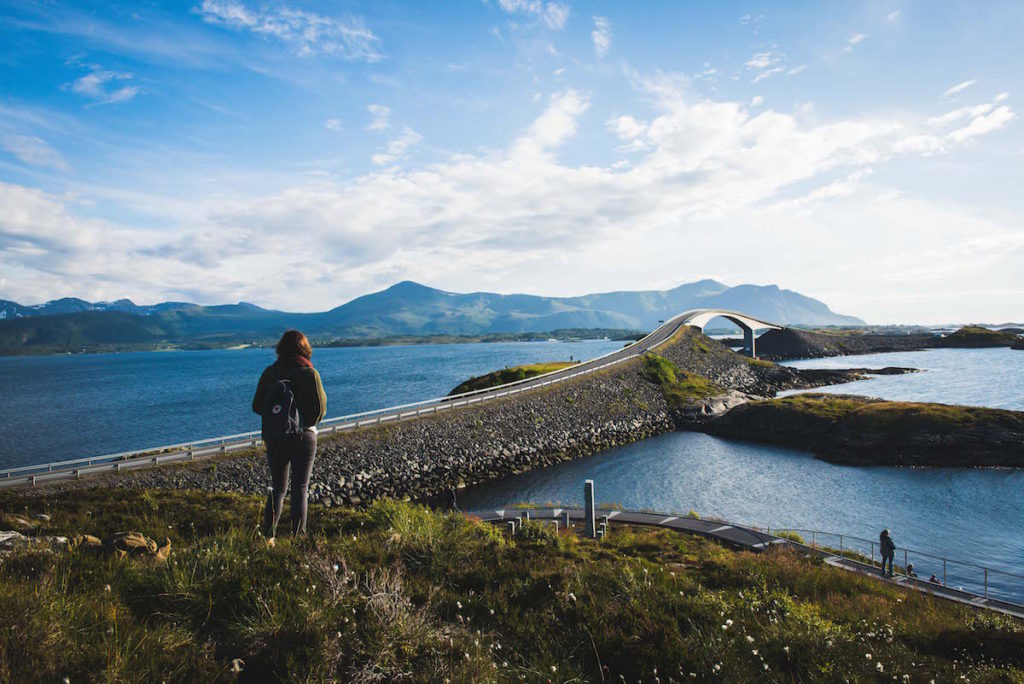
[0,310,696,489]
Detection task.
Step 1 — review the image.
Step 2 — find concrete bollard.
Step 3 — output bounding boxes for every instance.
[584,480,596,538]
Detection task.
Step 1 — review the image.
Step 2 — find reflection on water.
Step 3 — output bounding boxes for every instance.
[459,431,1024,600]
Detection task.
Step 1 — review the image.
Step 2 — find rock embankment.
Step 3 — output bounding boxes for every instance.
[704,394,1024,467]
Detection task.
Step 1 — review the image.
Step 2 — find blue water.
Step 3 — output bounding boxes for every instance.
[780,347,1024,410]
[459,432,1024,600]
[3,342,1022,595]
[0,339,623,469]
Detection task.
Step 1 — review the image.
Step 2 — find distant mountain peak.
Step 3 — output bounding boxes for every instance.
[387,280,434,291]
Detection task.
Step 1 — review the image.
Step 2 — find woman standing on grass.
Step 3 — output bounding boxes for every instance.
[252,330,327,538]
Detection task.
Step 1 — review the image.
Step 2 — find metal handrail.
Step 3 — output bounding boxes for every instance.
[0,316,694,483]
[769,527,1024,602]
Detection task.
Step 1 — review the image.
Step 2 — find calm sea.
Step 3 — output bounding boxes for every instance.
[0,339,622,469]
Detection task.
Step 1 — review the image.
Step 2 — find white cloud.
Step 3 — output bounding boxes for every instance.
[496,0,570,30]
[745,50,785,83]
[324,118,343,132]
[366,104,391,131]
[897,96,1014,153]
[745,52,778,70]
[843,33,868,52]
[607,114,647,141]
[2,82,1018,321]
[943,79,977,98]
[64,68,139,105]
[371,126,421,165]
[1,135,71,171]
[750,95,764,107]
[768,168,875,213]
[787,64,807,76]
[197,0,382,60]
[591,16,612,58]
[995,92,1009,102]
[886,10,901,23]
[946,105,1015,143]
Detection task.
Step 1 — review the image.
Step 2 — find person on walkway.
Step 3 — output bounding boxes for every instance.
[252,330,327,538]
[879,529,896,576]
[906,563,918,578]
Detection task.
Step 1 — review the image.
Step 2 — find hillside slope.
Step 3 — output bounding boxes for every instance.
[2,491,1018,682]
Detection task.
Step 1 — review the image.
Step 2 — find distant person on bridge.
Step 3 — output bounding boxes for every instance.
[252,330,327,538]
[880,529,896,576]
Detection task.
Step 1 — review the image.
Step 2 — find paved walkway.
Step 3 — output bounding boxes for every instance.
[469,507,1024,620]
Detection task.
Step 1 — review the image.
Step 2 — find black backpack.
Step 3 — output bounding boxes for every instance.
[261,377,301,440]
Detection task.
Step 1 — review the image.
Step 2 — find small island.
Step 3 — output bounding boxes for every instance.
[935,325,1023,348]
[704,394,1024,467]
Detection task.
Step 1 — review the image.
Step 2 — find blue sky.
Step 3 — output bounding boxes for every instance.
[1,0,1021,323]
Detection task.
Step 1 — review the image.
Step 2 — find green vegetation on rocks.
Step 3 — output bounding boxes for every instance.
[2,489,1021,682]
[448,362,575,395]
[706,394,1024,467]
[936,326,1022,348]
[641,353,725,407]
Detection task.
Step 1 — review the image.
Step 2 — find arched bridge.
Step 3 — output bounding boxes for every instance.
[0,308,786,488]
[673,309,783,358]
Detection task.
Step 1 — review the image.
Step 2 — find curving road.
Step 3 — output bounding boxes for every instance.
[0,308,782,489]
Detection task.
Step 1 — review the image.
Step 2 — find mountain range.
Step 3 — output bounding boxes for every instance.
[0,280,864,353]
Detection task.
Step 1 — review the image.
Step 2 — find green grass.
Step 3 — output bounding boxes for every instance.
[1,489,1022,682]
[763,394,1022,430]
[641,353,724,407]
[938,326,1021,348]
[448,362,575,395]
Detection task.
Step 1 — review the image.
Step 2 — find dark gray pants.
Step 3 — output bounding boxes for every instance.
[262,430,317,537]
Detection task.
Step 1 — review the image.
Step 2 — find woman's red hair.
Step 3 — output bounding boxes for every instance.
[276,330,312,359]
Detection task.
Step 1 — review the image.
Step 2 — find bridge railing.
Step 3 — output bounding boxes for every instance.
[0,323,686,486]
[768,527,1024,605]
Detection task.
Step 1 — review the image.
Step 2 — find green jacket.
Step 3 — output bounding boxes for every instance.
[251,359,327,428]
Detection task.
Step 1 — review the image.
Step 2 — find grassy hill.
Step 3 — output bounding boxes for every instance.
[0,311,175,354]
[706,394,1024,466]
[448,361,576,395]
[936,326,1022,348]
[0,489,1020,682]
